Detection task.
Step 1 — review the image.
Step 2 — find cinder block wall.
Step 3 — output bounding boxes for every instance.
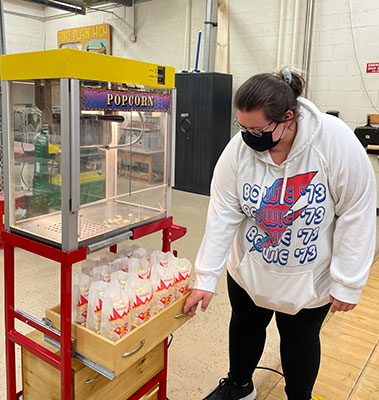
[3,0,44,52]
[310,0,379,127]
[3,0,379,130]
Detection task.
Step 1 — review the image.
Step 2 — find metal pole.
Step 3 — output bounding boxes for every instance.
[60,263,73,399]
[276,0,285,69]
[302,0,315,97]
[291,0,300,66]
[25,0,85,14]
[0,0,6,192]
[131,0,137,42]
[4,243,17,400]
[203,0,213,72]
[183,0,192,71]
[0,1,5,58]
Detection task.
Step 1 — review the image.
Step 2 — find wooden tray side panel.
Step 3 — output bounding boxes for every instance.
[45,306,117,372]
[22,346,63,400]
[22,330,81,400]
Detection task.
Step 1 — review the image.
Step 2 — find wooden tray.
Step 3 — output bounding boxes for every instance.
[45,292,190,377]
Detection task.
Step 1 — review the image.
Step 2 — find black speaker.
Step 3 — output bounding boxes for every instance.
[354,122,379,148]
[174,72,232,195]
[326,110,340,118]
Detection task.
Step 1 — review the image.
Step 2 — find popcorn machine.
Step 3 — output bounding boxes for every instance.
[1,49,175,252]
[1,49,188,400]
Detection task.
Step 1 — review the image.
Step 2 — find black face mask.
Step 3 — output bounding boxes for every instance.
[241,127,281,152]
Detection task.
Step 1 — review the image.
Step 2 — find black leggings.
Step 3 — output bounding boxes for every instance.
[227,273,330,400]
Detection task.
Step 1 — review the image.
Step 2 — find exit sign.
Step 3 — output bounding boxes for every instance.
[367,63,379,73]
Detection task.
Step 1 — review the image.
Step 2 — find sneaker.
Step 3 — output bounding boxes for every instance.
[202,373,257,400]
[311,397,323,400]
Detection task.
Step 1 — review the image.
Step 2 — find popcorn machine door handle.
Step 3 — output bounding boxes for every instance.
[122,339,145,357]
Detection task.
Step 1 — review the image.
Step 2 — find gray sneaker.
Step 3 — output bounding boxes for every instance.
[202,373,257,400]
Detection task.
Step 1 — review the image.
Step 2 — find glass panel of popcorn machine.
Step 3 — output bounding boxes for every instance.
[77,82,170,245]
[8,79,63,244]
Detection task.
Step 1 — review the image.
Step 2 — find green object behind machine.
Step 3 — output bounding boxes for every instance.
[32,129,105,212]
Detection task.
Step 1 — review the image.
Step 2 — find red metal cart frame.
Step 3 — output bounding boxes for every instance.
[3,216,187,400]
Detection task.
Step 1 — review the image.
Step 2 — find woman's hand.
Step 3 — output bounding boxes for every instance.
[183,289,214,317]
[329,295,357,313]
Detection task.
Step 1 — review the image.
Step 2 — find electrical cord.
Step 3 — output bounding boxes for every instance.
[167,333,174,348]
[20,141,32,191]
[256,366,284,377]
[86,6,132,29]
[20,162,32,191]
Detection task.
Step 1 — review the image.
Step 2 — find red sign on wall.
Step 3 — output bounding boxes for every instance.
[367,63,379,73]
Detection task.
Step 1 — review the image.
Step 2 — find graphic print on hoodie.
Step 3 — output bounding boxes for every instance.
[242,170,328,267]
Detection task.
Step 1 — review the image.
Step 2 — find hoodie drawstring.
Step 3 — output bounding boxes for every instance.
[256,162,288,208]
[280,163,289,205]
[256,163,269,209]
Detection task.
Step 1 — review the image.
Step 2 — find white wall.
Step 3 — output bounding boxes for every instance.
[310,0,379,127]
[3,0,44,53]
[3,0,379,130]
[229,0,306,91]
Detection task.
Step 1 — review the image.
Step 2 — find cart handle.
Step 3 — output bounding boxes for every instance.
[122,339,145,357]
[85,375,101,385]
[174,313,188,319]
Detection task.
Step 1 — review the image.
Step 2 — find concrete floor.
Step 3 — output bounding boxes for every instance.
[0,189,377,400]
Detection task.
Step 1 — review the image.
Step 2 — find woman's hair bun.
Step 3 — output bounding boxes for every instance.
[279,69,305,98]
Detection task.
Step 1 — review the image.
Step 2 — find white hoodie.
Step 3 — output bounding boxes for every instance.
[194,97,376,315]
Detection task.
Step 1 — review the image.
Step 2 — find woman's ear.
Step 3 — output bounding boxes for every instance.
[283,110,294,121]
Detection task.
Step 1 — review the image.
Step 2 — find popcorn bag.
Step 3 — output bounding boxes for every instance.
[110,270,129,288]
[151,264,175,313]
[119,244,138,258]
[163,251,175,266]
[108,257,123,274]
[81,259,98,277]
[150,250,175,268]
[129,257,151,280]
[93,265,112,283]
[149,250,165,267]
[116,256,130,272]
[86,281,108,333]
[145,248,156,260]
[132,247,147,259]
[169,257,192,299]
[100,253,115,267]
[72,273,92,324]
[100,285,132,342]
[129,276,154,326]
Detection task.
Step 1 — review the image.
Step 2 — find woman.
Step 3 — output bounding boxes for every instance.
[183,70,376,400]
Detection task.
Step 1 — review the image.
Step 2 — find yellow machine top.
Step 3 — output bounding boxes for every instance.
[0,48,175,88]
